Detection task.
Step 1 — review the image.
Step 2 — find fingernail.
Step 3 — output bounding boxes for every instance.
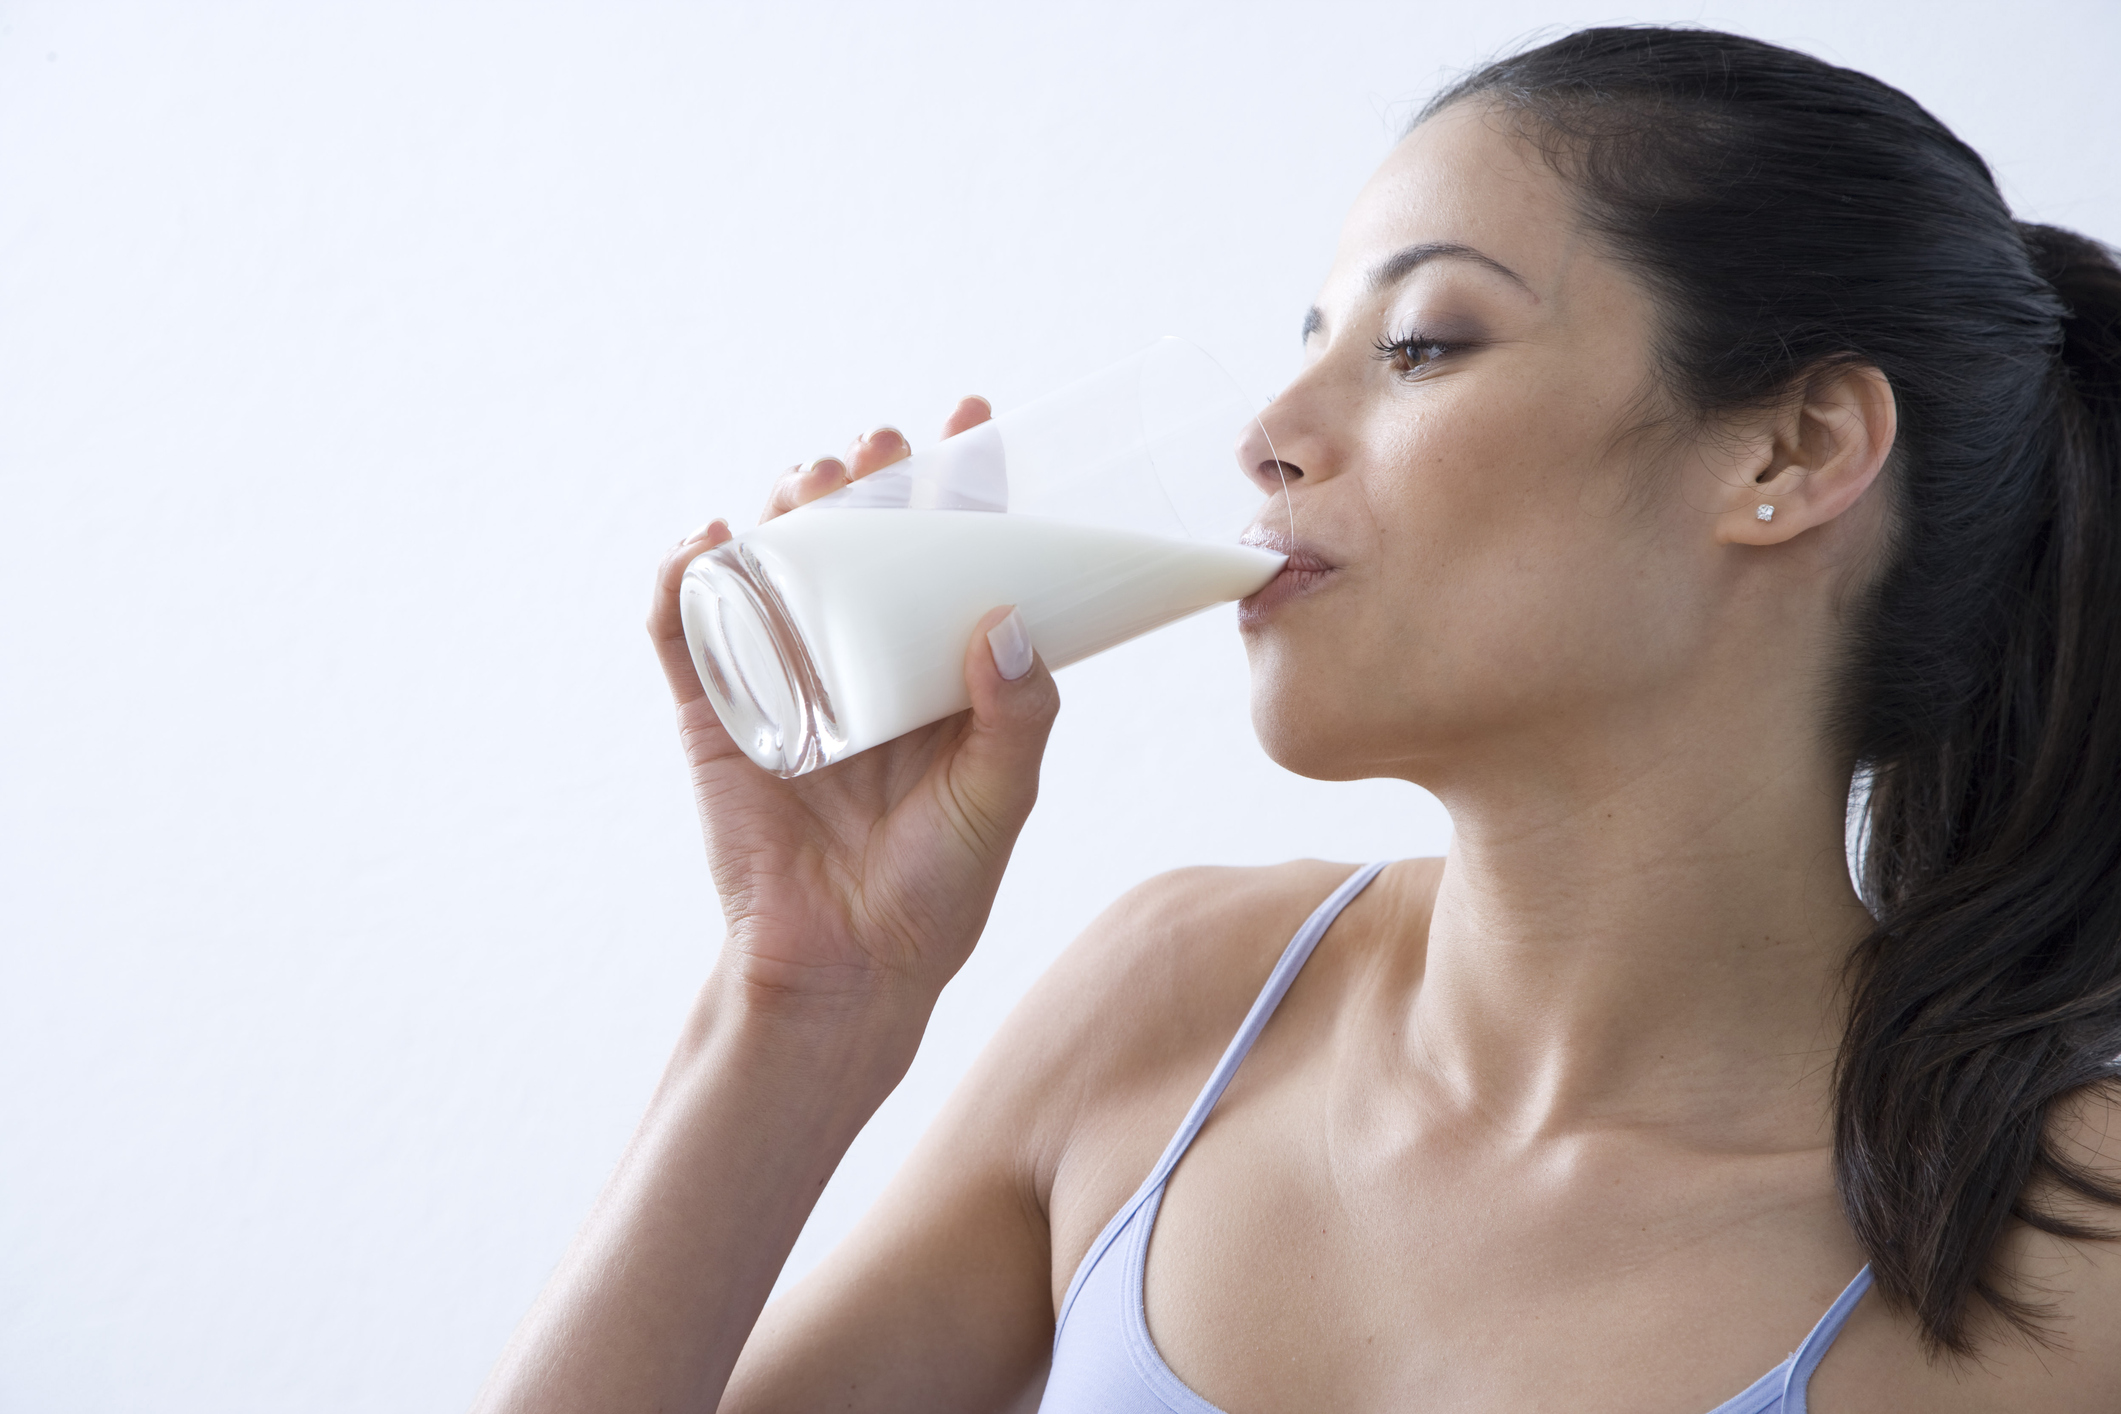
[688,517,726,542]
[987,607,1034,681]
[804,455,850,483]
[869,425,906,449]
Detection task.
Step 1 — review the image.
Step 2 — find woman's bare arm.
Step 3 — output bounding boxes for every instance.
[473,976,935,1412]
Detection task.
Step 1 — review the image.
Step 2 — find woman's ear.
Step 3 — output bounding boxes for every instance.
[1712,363,1897,545]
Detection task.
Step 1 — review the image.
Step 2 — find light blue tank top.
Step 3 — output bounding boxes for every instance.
[1040,860,1873,1414]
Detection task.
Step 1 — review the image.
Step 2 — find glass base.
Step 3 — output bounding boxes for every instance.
[678,542,844,777]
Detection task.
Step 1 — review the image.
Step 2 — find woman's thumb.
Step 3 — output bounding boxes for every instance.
[947,606,1060,846]
[985,606,1037,685]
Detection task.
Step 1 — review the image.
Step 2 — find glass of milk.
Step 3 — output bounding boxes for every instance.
[679,337,1290,776]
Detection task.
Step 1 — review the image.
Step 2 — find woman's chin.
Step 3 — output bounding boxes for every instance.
[1247,688,1377,783]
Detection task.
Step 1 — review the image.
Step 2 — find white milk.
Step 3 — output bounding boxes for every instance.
[681,508,1284,775]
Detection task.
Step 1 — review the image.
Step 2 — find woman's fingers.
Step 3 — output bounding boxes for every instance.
[648,518,733,711]
[940,395,992,439]
[761,457,849,522]
[760,426,913,523]
[845,426,911,478]
[758,412,978,524]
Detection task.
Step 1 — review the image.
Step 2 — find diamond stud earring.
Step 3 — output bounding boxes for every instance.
[1756,504,1775,522]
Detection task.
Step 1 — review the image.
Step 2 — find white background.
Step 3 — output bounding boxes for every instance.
[4,3,2117,1410]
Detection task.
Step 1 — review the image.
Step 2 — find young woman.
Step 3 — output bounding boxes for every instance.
[475,27,2121,1414]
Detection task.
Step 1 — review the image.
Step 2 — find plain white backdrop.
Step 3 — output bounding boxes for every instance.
[3,3,2117,1410]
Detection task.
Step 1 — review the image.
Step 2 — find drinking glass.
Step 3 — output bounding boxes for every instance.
[680,337,1290,776]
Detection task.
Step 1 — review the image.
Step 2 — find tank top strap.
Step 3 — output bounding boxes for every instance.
[1136,859,1391,1194]
[1055,861,1392,1337]
[1779,1264,1873,1412]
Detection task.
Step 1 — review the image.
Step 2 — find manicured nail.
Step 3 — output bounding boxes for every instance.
[688,518,726,542]
[987,607,1033,681]
[803,455,850,483]
[868,425,907,449]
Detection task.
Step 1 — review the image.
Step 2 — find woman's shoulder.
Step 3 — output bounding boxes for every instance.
[1067,858,1371,980]
[1020,859,1387,1074]
[947,861,1403,1270]
[958,859,1429,1204]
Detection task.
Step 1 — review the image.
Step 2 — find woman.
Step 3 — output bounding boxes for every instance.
[476,27,2121,1413]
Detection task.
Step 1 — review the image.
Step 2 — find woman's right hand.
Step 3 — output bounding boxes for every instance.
[647,396,1060,1027]
[476,414,1057,1414]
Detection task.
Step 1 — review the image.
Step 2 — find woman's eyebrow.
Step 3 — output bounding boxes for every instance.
[1301,241,1536,342]
[1368,241,1534,295]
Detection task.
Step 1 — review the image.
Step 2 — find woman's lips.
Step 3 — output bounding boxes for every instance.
[1238,531,1336,626]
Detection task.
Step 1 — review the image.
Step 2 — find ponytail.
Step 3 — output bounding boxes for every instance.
[1424,28,2121,1353]
[1840,223,2121,1350]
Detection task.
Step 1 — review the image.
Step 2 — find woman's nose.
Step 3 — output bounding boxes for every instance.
[1236,413,1304,495]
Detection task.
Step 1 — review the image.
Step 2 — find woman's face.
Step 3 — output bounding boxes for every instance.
[1240,102,1736,786]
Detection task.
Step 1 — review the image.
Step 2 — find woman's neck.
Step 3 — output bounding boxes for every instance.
[1408,709,1870,1144]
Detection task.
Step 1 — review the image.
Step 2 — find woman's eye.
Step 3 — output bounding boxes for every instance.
[1372,333,1457,376]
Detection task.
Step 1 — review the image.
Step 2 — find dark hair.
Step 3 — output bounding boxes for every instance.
[1422,28,2121,1354]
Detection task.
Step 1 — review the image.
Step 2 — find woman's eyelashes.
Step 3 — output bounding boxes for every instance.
[1371,327,1477,379]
